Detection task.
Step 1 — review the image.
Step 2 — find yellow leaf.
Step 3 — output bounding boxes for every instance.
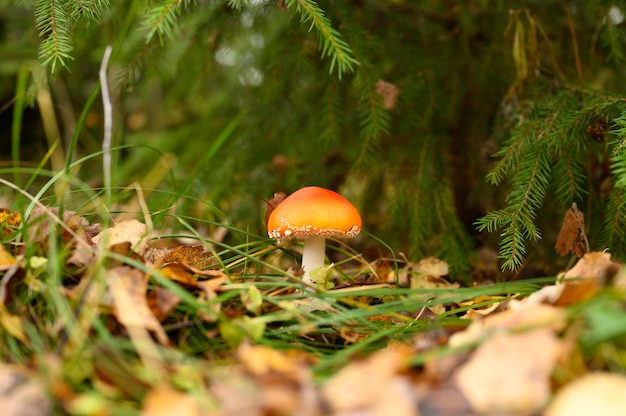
[0,306,27,344]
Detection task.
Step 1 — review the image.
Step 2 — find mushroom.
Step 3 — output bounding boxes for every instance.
[266,186,362,286]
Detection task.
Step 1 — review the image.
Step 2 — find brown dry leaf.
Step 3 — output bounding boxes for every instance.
[159,261,228,300]
[107,266,169,345]
[555,252,622,306]
[454,328,561,415]
[0,364,50,416]
[160,245,218,270]
[545,372,626,416]
[157,245,226,298]
[555,203,588,257]
[141,386,201,416]
[93,219,150,254]
[234,343,319,416]
[26,207,98,265]
[322,344,419,415]
[375,79,400,110]
[264,191,287,230]
[147,287,181,322]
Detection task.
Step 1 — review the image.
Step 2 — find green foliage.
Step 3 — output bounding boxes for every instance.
[142,0,195,45]
[34,0,110,72]
[7,1,626,277]
[478,87,626,270]
[285,0,359,79]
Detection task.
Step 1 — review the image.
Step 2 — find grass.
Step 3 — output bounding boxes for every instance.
[0,155,564,413]
[2,103,624,413]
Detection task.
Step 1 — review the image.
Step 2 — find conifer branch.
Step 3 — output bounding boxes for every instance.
[285,0,359,79]
[143,0,192,44]
[35,0,74,72]
[478,143,551,270]
[482,87,626,270]
[353,71,390,166]
[69,0,110,23]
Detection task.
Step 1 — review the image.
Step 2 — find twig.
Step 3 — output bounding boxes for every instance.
[99,46,113,204]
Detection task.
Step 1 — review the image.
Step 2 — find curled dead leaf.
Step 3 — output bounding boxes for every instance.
[555,203,588,258]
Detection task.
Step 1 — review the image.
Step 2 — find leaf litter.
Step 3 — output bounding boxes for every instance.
[0,207,625,415]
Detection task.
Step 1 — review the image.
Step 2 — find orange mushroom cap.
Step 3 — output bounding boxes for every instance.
[266,186,362,240]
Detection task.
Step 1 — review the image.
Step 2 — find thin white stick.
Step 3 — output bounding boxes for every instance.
[99,46,113,204]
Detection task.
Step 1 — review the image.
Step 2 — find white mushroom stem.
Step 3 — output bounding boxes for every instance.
[301,236,326,285]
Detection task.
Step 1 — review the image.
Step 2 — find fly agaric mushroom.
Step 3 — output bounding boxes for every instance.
[266,186,362,286]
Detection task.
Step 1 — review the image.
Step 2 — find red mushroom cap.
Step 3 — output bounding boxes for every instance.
[266,186,362,240]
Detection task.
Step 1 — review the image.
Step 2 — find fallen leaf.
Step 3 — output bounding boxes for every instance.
[0,364,50,416]
[142,386,201,416]
[0,208,21,238]
[455,329,561,415]
[555,203,588,257]
[93,219,150,254]
[449,303,566,347]
[563,251,621,282]
[25,207,98,263]
[0,245,17,269]
[233,343,319,416]
[160,244,218,270]
[0,305,27,344]
[555,252,622,306]
[147,287,181,322]
[264,192,287,230]
[322,345,418,415]
[546,372,626,416]
[107,266,169,345]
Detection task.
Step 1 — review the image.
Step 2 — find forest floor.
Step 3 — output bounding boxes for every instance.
[0,206,625,416]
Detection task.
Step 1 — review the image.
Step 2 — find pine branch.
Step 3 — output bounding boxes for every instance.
[35,0,74,72]
[69,0,110,23]
[482,87,626,269]
[477,143,551,270]
[552,150,587,204]
[285,0,359,79]
[353,70,391,166]
[143,0,193,44]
